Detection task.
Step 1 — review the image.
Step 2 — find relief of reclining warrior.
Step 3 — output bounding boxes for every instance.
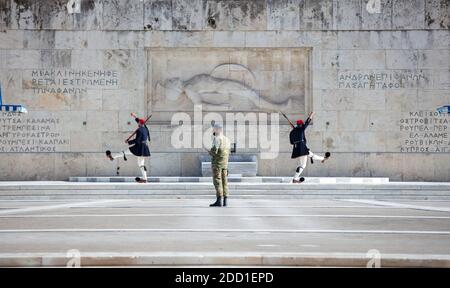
[158,71,293,112]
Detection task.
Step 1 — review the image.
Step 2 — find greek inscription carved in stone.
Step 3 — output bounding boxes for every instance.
[399,110,449,153]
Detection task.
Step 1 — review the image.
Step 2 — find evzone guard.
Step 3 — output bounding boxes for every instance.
[282,111,331,183]
[106,113,151,183]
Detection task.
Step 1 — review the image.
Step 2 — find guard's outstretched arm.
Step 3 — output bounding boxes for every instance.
[304,111,314,129]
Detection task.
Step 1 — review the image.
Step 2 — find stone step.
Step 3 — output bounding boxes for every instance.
[1,252,449,267]
[0,181,450,200]
[0,181,449,200]
[2,181,450,190]
[69,176,390,184]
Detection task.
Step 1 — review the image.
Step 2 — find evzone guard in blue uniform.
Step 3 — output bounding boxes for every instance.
[290,111,331,183]
[106,113,151,183]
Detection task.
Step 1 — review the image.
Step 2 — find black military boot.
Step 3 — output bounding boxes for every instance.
[209,197,222,207]
[223,197,228,207]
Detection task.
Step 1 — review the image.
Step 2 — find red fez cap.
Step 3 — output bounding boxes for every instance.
[296,119,304,125]
[138,118,145,125]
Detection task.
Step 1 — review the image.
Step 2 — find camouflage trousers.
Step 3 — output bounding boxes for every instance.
[212,167,228,197]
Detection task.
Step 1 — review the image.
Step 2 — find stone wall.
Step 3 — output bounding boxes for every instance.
[0,0,449,181]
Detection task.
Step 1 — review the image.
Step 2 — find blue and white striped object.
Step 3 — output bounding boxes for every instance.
[437,105,450,115]
[0,84,28,113]
[0,105,28,113]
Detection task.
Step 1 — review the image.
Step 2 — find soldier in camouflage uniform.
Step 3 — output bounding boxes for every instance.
[208,124,230,207]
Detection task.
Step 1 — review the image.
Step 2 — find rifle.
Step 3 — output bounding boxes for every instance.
[125,114,152,143]
[279,111,295,129]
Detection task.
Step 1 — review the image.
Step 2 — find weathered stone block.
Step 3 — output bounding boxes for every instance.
[335,0,363,30]
[70,131,102,152]
[143,31,167,47]
[9,0,43,29]
[417,89,449,110]
[319,50,354,69]
[0,68,24,102]
[10,0,73,30]
[430,30,450,49]
[385,89,418,112]
[54,153,87,179]
[40,50,72,68]
[312,110,338,132]
[367,153,403,180]
[150,152,181,176]
[23,31,55,49]
[432,153,450,182]
[102,49,145,88]
[70,89,103,111]
[118,31,144,49]
[86,31,119,49]
[401,153,435,181]
[0,0,10,29]
[86,153,118,176]
[144,0,172,31]
[55,31,88,49]
[322,131,354,151]
[353,90,386,110]
[369,31,403,49]
[0,30,24,49]
[166,31,213,47]
[353,131,386,152]
[181,152,201,176]
[384,131,402,152]
[392,0,425,29]
[348,153,370,177]
[86,111,119,132]
[313,69,337,89]
[320,89,355,110]
[305,31,338,50]
[361,0,393,30]
[368,111,399,131]
[0,154,55,180]
[267,0,300,30]
[102,89,139,111]
[71,49,103,69]
[56,111,87,132]
[4,50,40,69]
[39,0,73,30]
[418,50,450,69]
[337,31,371,49]
[172,0,203,30]
[204,0,266,30]
[38,92,72,111]
[337,111,370,131]
[354,50,386,69]
[101,131,133,152]
[212,31,245,47]
[73,0,104,30]
[306,131,324,152]
[299,0,333,30]
[432,69,450,90]
[386,50,419,69]
[273,31,305,47]
[102,0,144,30]
[245,31,278,47]
[425,0,450,30]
